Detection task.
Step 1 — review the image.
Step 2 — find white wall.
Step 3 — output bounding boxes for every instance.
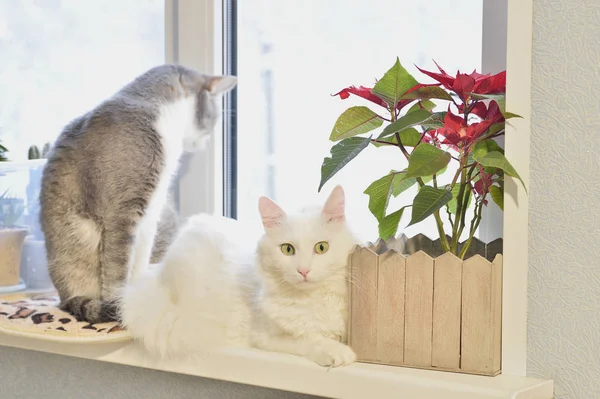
[527,0,600,397]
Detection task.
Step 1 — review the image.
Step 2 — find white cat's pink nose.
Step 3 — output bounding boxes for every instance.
[297,269,310,279]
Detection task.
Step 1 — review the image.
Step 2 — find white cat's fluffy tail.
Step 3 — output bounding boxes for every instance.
[120,214,253,358]
[119,268,204,358]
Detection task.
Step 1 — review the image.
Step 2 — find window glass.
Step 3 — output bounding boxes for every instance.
[0,0,164,159]
[235,0,483,241]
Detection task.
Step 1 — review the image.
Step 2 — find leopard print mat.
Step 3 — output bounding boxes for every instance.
[0,292,132,343]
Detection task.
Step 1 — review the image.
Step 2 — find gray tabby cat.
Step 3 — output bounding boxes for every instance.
[40,65,237,323]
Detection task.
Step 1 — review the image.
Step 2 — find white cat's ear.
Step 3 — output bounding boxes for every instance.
[207,75,238,95]
[258,196,286,229]
[323,185,346,223]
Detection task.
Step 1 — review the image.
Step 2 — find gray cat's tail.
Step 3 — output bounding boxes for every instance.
[60,297,119,324]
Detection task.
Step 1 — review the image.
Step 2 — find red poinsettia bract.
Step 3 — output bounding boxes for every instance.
[435,109,496,148]
[333,83,440,111]
[473,170,493,196]
[468,100,504,122]
[333,85,387,108]
[416,61,506,102]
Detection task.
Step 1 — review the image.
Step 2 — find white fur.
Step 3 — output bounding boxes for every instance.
[121,186,358,367]
[129,96,209,281]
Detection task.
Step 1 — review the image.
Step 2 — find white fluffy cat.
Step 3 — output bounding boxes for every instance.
[120,185,358,367]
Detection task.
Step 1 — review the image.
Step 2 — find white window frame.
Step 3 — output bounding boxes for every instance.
[171,0,532,377]
[167,0,224,219]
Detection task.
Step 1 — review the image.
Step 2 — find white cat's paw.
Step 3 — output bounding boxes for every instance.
[308,341,356,367]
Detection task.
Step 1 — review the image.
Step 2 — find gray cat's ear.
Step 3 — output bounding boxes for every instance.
[207,75,238,95]
[323,185,346,223]
[258,196,286,229]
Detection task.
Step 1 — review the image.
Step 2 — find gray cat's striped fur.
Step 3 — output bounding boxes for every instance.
[40,65,237,323]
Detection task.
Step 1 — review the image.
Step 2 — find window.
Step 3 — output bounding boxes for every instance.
[230,0,484,242]
[0,0,531,382]
[0,0,165,160]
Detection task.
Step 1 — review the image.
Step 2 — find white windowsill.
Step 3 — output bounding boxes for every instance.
[0,334,552,399]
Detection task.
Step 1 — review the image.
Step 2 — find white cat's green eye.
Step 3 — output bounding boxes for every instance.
[314,241,329,254]
[280,243,295,256]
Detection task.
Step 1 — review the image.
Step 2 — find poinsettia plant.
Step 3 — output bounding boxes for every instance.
[318,58,525,258]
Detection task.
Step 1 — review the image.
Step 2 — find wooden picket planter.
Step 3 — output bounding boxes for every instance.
[347,235,503,376]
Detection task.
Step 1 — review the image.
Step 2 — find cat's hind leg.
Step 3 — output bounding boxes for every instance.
[99,215,139,318]
[46,216,106,322]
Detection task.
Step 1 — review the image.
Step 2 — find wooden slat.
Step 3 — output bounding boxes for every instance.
[461,255,499,374]
[404,250,434,367]
[376,250,405,364]
[431,252,462,370]
[491,254,503,372]
[349,247,378,361]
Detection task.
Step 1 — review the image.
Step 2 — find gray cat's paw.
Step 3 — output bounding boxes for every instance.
[308,341,356,367]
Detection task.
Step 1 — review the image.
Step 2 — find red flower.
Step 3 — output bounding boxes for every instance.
[435,108,495,147]
[416,61,506,102]
[333,85,387,108]
[333,83,440,110]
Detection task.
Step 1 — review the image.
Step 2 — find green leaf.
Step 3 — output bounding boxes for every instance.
[446,184,473,215]
[372,58,419,106]
[400,128,421,146]
[502,111,522,120]
[400,85,453,101]
[471,139,504,159]
[378,207,407,240]
[422,165,449,184]
[408,186,453,226]
[329,106,384,141]
[405,144,451,178]
[371,128,422,147]
[421,111,447,130]
[483,122,505,138]
[488,185,504,211]
[474,150,527,192]
[407,100,437,113]
[319,136,371,191]
[392,175,418,196]
[378,109,432,138]
[364,172,405,221]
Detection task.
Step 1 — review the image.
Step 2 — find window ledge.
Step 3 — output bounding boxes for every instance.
[0,334,553,399]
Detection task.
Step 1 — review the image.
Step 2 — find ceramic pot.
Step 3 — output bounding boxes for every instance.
[0,227,28,287]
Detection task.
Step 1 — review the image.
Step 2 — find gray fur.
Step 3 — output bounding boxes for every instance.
[150,198,179,264]
[40,64,236,323]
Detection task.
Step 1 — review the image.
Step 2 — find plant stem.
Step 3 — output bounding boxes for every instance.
[451,157,468,253]
[370,139,399,146]
[458,193,487,259]
[456,164,477,241]
[393,131,450,252]
[395,133,411,158]
[446,205,454,229]
[449,165,463,188]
